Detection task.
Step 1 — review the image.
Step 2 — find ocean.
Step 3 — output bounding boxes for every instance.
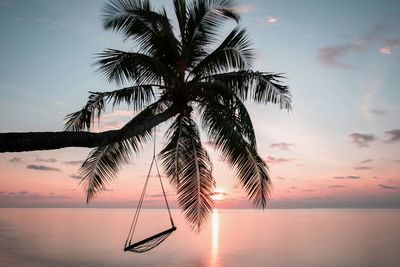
[0,208,399,267]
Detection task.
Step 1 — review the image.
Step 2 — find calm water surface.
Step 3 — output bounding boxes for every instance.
[0,208,399,267]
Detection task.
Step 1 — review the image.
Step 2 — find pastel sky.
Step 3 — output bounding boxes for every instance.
[0,0,399,209]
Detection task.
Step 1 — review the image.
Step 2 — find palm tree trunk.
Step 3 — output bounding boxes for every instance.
[0,106,179,153]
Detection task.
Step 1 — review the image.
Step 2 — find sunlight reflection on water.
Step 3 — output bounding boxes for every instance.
[210,209,219,267]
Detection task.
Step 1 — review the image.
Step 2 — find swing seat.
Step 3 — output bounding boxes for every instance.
[124,132,176,253]
[124,226,177,253]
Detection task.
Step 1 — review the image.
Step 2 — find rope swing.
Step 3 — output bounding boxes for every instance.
[124,128,176,253]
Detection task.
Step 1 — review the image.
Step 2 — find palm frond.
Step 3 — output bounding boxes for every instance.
[103,0,180,65]
[198,95,271,208]
[95,49,172,86]
[186,0,239,44]
[77,96,173,201]
[191,80,256,147]
[79,138,138,202]
[191,26,254,76]
[173,0,188,44]
[64,84,157,132]
[159,114,214,231]
[159,114,185,186]
[64,92,106,131]
[184,0,240,66]
[201,70,292,110]
[100,84,156,109]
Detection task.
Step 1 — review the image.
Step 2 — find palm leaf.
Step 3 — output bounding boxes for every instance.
[198,94,271,208]
[201,70,292,110]
[64,84,157,132]
[78,98,172,201]
[191,80,256,147]
[64,92,106,131]
[79,138,140,202]
[184,0,240,66]
[160,114,214,231]
[191,26,254,76]
[95,49,172,86]
[103,0,180,66]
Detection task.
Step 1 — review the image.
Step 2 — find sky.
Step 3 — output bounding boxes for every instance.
[0,0,399,209]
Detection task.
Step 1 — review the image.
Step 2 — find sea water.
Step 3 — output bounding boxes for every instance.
[0,208,399,267]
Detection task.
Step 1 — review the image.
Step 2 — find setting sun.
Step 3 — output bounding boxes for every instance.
[211,189,226,201]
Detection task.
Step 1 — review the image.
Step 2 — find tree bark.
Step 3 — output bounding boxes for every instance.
[0,106,179,153]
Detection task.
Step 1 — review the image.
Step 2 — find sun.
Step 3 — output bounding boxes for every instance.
[211,188,226,201]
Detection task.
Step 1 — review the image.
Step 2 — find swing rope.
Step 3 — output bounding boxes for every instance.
[124,128,176,253]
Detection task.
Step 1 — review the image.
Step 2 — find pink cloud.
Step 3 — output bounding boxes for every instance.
[27,164,60,172]
[334,175,361,180]
[352,166,372,170]
[269,142,295,150]
[92,110,135,131]
[379,38,400,55]
[267,16,278,23]
[229,4,256,13]
[265,156,293,164]
[258,16,279,25]
[361,159,372,164]
[378,184,399,190]
[379,46,391,55]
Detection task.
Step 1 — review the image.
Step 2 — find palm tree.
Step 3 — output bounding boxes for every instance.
[0,0,291,230]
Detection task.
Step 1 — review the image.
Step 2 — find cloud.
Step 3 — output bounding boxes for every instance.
[378,184,399,190]
[352,166,372,170]
[379,38,400,55]
[379,46,392,55]
[64,160,83,166]
[27,164,60,171]
[384,129,400,143]
[317,44,359,68]
[369,109,386,115]
[229,4,256,13]
[334,175,361,180]
[266,16,278,24]
[100,188,114,192]
[55,101,64,106]
[70,174,81,180]
[328,185,346,188]
[317,24,393,68]
[148,192,174,198]
[265,156,293,164]
[92,110,135,131]
[259,16,279,25]
[361,159,372,164]
[276,176,286,180]
[302,189,314,192]
[0,191,69,200]
[9,157,22,163]
[349,133,375,148]
[269,142,295,150]
[36,157,57,163]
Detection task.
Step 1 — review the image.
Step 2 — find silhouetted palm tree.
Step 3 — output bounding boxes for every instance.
[0,0,291,230]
